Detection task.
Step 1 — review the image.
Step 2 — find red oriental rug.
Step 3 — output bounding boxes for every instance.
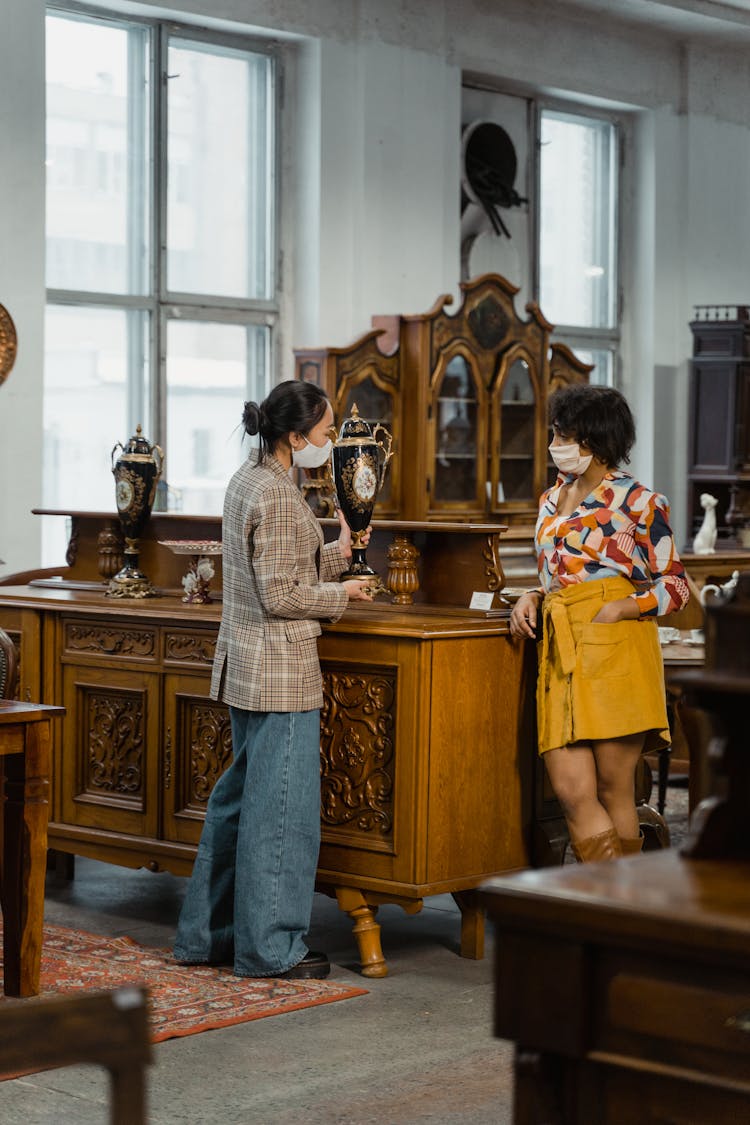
[0,923,367,1052]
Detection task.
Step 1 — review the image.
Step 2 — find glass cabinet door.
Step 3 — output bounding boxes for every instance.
[495,358,537,509]
[431,354,482,508]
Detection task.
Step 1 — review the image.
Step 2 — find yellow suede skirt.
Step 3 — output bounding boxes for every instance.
[536,576,670,755]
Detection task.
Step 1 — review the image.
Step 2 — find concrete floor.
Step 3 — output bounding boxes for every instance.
[0,782,688,1124]
[0,860,515,1124]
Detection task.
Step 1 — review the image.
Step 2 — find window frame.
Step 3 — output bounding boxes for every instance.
[534,97,623,387]
[45,2,281,449]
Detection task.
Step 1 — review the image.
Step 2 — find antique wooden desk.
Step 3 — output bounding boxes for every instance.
[482,854,750,1124]
[0,510,539,977]
[482,572,750,1124]
[0,700,64,996]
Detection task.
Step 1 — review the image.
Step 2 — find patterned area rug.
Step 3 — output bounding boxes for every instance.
[0,923,367,1050]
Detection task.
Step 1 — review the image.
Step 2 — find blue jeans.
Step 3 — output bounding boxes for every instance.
[173,707,321,976]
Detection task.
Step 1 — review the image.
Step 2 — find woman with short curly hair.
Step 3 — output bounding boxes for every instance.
[510,384,688,862]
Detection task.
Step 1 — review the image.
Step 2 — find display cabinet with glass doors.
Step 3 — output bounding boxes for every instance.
[295,274,591,527]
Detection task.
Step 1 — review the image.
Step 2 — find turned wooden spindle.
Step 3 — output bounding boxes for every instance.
[386,532,420,605]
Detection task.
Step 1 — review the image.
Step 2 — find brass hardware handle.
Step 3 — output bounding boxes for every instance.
[725,1010,750,1033]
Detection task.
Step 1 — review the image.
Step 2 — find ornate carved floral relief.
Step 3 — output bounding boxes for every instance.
[66,624,156,658]
[320,667,396,836]
[164,633,217,666]
[85,690,144,799]
[186,702,233,806]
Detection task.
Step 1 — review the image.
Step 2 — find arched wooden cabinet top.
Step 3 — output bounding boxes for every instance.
[294,273,592,527]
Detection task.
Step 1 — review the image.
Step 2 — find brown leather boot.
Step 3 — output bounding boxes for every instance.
[619,833,644,856]
[570,828,623,863]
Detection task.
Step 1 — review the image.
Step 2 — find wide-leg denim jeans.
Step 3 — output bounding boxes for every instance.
[173,707,321,977]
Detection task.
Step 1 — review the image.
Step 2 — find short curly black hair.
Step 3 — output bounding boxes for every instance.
[548,384,636,467]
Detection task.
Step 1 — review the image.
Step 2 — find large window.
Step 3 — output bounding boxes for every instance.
[461,87,621,388]
[44,8,277,563]
[539,108,619,385]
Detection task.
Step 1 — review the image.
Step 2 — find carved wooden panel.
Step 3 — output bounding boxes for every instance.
[175,695,233,812]
[163,630,217,668]
[64,621,157,660]
[6,629,21,701]
[320,663,396,848]
[81,687,145,807]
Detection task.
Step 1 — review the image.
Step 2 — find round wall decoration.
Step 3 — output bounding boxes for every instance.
[0,304,18,387]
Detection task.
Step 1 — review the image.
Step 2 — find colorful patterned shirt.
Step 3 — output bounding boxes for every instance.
[535,469,689,617]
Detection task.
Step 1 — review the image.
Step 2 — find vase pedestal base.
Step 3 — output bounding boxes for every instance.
[106,567,157,600]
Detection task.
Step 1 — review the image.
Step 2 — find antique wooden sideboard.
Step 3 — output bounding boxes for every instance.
[0,509,542,977]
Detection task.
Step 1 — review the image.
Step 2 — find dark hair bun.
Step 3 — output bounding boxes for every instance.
[242,401,262,436]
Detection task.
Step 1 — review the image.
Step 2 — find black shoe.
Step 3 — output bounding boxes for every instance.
[272,951,331,980]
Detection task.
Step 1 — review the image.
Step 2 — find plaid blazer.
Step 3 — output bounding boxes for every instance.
[210,451,348,712]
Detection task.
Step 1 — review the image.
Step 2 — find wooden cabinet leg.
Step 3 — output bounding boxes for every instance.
[335,887,388,978]
[452,889,485,959]
[2,722,50,997]
[47,849,75,881]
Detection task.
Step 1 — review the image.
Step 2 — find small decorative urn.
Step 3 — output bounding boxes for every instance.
[332,404,393,586]
[107,425,164,598]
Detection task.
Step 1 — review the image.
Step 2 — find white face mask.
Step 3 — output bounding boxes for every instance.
[292,436,333,469]
[549,441,593,477]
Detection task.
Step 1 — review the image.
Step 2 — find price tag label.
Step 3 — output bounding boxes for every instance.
[469,591,494,611]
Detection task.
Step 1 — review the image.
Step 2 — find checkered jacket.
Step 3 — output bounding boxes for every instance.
[210,452,348,712]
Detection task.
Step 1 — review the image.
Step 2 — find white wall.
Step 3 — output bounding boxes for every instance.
[3,0,750,571]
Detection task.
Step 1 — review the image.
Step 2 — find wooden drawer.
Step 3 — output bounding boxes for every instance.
[61,618,158,665]
[596,952,750,1085]
[594,1063,750,1125]
[162,628,217,670]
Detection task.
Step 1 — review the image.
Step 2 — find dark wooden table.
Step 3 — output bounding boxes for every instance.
[0,700,65,996]
[482,852,750,1124]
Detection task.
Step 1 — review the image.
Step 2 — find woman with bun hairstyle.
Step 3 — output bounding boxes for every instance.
[510,384,688,863]
[174,380,373,978]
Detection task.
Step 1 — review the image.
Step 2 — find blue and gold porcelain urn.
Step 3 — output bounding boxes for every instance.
[332,404,393,585]
[107,425,164,598]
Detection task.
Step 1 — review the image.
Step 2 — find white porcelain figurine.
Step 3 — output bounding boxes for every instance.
[692,492,718,555]
[700,568,740,607]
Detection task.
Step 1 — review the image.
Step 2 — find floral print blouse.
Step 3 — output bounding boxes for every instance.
[535,469,689,617]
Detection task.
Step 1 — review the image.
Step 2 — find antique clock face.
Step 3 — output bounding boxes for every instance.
[353,461,377,502]
[116,477,134,512]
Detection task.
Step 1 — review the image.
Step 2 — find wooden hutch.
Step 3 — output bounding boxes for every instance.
[688,305,750,545]
[294,273,591,586]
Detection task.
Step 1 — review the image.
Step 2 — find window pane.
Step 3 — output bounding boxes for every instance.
[42,306,149,564]
[165,320,270,512]
[571,347,615,386]
[539,111,617,329]
[167,40,273,299]
[46,14,149,294]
